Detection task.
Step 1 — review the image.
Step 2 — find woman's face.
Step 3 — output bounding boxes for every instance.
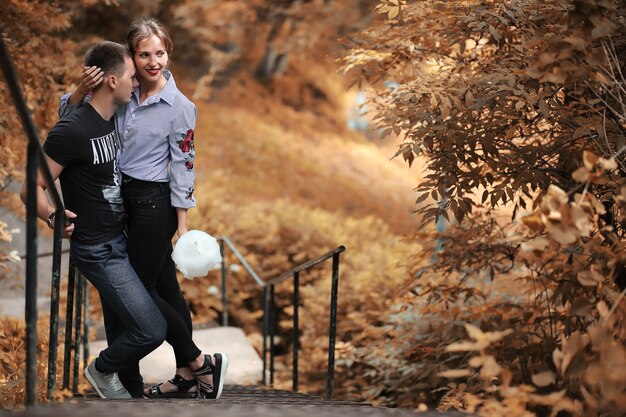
[133,34,169,84]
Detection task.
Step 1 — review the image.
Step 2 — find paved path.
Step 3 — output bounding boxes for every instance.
[1,386,464,416]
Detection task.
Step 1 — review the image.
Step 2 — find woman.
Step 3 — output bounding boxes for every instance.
[62,19,227,399]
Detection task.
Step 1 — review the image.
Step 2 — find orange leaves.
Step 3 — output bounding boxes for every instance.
[339,48,392,74]
[519,235,550,255]
[553,332,590,376]
[375,0,407,21]
[469,355,502,379]
[587,12,616,39]
[441,324,511,382]
[526,0,616,85]
[531,181,607,247]
[344,0,626,413]
[402,147,414,167]
[446,323,512,353]
[438,369,473,379]
[531,371,556,388]
[539,185,581,245]
[576,266,604,287]
[343,0,623,230]
[572,150,617,184]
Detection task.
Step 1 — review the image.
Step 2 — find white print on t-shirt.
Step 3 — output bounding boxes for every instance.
[90,131,116,165]
[103,153,123,213]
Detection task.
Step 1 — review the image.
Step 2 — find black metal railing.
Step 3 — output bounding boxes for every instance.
[1,33,89,406]
[219,236,266,327]
[219,237,345,398]
[61,260,89,395]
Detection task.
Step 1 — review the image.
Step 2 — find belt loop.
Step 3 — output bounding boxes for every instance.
[160,182,168,194]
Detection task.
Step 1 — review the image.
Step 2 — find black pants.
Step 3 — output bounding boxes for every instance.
[106,176,201,397]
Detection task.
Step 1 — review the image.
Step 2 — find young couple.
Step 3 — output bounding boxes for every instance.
[20,19,227,399]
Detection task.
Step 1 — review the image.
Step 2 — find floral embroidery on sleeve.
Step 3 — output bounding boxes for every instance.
[185,186,195,201]
[178,129,195,172]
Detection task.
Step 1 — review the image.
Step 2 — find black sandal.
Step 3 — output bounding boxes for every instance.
[145,374,198,399]
[193,353,228,399]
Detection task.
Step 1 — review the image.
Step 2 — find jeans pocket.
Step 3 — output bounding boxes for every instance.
[128,197,157,226]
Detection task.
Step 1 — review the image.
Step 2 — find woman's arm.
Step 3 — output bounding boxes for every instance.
[176,208,188,237]
[168,100,197,232]
[67,66,104,105]
[59,67,103,119]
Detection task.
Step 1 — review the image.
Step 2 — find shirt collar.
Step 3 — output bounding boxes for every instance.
[131,70,177,107]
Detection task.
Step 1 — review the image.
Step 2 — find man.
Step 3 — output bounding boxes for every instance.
[20,41,166,399]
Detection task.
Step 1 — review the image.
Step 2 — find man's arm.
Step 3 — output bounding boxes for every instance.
[19,155,77,238]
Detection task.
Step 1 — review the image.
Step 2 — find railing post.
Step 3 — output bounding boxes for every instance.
[326,253,341,398]
[47,213,64,399]
[292,271,300,392]
[72,274,84,394]
[0,32,41,407]
[62,258,76,389]
[269,284,275,386]
[83,282,90,370]
[262,286,268,385]
[24,139,39,406]
[220,239,228,326]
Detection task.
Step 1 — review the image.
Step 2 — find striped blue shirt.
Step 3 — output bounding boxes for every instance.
[60,71,196,208]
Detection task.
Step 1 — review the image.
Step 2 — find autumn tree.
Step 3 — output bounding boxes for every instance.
[0,0,86,276]
[341,0,626,415]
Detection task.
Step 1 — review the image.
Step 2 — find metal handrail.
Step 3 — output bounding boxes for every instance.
[266,246,345,397]
[0,34,84,405]
[219,237,345,398]
[267,246,345,285]
[220,236,265,287]
[219,237,266,326]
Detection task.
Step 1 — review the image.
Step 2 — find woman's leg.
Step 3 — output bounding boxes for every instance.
[154,243,194,367]
[123,181,203,391]
[123,180,227,398]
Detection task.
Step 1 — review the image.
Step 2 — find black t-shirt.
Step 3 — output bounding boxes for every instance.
[43,103,125,245]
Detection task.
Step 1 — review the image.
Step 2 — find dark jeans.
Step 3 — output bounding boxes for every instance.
[70,234,166,373]
[110,176,200,397]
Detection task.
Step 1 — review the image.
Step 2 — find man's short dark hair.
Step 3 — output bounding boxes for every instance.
[84,41,129,78]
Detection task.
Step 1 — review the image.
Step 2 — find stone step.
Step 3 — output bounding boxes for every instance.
[1,386,465,416]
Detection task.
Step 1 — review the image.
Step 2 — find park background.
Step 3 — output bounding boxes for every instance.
[1,1,625,416]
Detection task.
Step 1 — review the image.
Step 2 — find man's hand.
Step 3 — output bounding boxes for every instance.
[58,209,78,239]
[78,66,103,96]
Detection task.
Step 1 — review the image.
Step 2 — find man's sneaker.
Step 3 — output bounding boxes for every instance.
[84,359,131,399]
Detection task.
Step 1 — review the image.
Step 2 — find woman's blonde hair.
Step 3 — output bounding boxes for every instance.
[126,18,173,56]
